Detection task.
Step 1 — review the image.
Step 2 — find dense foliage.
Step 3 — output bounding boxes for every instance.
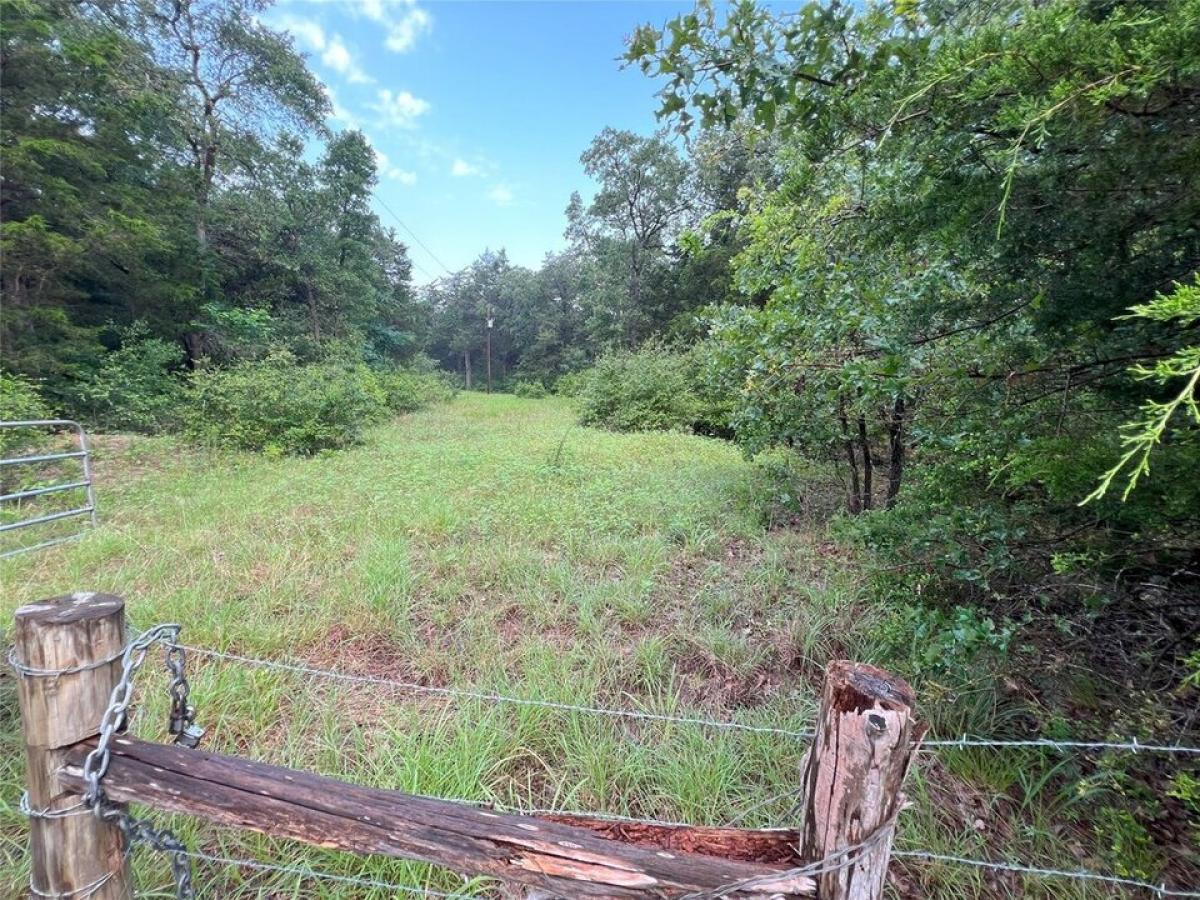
[620,0,1200,624]
[422,128,767,389]
[185,352,453,454]
[2,0,425,424]
[578,344,703,433]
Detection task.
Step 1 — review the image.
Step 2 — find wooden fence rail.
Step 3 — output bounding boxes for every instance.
[14,592,921,899]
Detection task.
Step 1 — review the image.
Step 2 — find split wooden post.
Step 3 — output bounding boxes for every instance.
[14,592,132,900]
[799,660,923,900]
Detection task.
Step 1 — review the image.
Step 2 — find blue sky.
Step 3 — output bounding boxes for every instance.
[265,0,694,283]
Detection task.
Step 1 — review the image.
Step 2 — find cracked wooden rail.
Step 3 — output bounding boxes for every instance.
[57,735,815,897]
[16,592,919,899]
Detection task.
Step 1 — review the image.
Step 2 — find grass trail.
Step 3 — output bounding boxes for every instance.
[1,395,1118,897]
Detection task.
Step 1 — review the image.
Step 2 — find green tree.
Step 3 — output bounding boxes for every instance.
[628,0,1200,588]
[566,128,694,347]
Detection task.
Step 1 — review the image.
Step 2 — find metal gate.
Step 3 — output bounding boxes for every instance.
[0,419,97,559]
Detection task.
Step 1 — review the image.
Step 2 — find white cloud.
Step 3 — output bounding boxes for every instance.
[322,36,374,85]
[283,16,326,51]
[279,16,373,85]
[488,183,514,207]
[357,0,433,54]
[385,6,431,52]
[451,158,481,177]
[371,88,430,128]
[373,148,418,186]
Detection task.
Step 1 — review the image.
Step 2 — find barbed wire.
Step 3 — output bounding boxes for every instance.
[923,735,1200,754]
[172,642,1200,756]
[893,849,1200,898]
[173,643,818,739]
[179,849,483,897]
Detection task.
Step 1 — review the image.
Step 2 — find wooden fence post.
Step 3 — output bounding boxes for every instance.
[800,660,923,900]
[14,592,132,899]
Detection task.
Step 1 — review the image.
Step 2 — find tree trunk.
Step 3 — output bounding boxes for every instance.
[857,415,873,512]
[886,397,906,509]
[464,351,472,389]
[838,404,861,515]
[306,281,321,343]
[181,332,207,368]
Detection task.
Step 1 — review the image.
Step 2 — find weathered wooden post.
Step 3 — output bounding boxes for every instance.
[13,592,132,899]
[800,660,923,900]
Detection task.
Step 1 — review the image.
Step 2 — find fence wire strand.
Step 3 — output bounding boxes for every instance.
[22,629,1196,898]
[174,643,818,739]
[893,849,1200,898]
[178,849,482,898]
[923,735,1200,754]
[174,642,1200,755]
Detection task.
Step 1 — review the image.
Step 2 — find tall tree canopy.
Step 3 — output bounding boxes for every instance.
[2,0,420,405]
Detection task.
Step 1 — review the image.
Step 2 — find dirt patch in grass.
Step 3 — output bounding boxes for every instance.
[308,624,434,683]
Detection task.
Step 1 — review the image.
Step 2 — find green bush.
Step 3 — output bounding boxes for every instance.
[511,379,548,399]
[553,371,588,397]
[377,366,457,413]
[576,343,728,434]
[186,352,387,454]
[0,372,55,455]
[73,324,186,432]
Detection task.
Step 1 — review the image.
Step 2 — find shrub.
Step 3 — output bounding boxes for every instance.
[578,345,698,432]
[512,379,548,399]
[186,352,387,454]
[377,366,457,413]
[577,343,729,434]
[0,372,55,455]
[73,324,186,432]
[553,371,588,397]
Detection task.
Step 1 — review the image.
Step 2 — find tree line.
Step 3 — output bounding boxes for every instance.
[2,0,423,407]
[4,0,1198,637]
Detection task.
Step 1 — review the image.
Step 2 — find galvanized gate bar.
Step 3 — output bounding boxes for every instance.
[0,506,95,533]
[0,450,88,466]
[0,419,98,559]
[0,481,91,504]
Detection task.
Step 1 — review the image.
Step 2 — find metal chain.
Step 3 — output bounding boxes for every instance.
[96,805,195,899]
[79,623,199,900]
[166,642,205,747]
[81,624,182,807]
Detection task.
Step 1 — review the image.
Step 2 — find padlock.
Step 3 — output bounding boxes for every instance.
[174,721,206,749]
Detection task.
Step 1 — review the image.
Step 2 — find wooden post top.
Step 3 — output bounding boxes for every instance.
[825,660,916,714]
[15,592,125,627]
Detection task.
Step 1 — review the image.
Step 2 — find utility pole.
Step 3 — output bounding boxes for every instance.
[486,307,494,394]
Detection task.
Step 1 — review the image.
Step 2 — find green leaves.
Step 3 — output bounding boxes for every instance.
[1084,278,1200,503]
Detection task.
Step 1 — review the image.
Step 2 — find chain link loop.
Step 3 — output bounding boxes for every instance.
[166,642,205,747]
[96,805,195,899]
[79,623,200,900]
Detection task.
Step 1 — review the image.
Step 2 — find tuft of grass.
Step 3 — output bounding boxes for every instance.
[0,395,1147,897]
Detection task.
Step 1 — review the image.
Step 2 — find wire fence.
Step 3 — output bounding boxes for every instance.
[177,850,482,898]
[11,629,1200,897]
[161,638,1200,896]
[175,641,1200,756]
[145,847,1200,900]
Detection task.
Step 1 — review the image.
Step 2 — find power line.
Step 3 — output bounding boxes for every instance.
[374,195,456,277]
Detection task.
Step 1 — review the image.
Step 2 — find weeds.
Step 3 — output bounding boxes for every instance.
[0,396,1179,896]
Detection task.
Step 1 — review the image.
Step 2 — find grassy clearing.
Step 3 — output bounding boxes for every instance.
[0,395,1141,897]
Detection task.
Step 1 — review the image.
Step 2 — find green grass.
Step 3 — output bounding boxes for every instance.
[0,394,1149,897]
